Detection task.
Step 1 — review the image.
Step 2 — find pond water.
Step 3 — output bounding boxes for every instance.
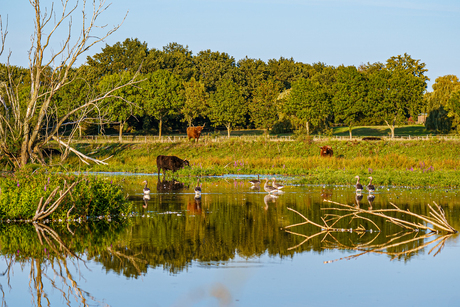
[1,175,460,307]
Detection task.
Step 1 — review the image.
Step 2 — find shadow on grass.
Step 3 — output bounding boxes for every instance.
[333,125,429,137]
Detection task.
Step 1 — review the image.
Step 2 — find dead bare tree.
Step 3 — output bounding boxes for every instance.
[0,0,140,168]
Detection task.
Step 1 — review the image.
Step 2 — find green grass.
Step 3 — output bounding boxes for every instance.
[60,137,460,188]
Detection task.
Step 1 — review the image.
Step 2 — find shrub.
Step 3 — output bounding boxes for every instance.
[0,169,132,220]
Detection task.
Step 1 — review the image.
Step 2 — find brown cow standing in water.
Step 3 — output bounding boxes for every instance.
[319,146,333,157]
[187,124,205,142]
[156,155,190,180]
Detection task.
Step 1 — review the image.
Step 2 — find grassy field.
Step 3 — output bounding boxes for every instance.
[61,132,460,188]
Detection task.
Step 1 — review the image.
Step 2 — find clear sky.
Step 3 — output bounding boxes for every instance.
[1,0,459,90]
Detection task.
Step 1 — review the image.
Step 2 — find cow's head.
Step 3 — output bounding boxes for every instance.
[319,146,332,156]
[195,124,205,135]
[183,159,190,167]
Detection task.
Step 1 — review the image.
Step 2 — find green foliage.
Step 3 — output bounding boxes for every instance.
[99,71,143,123]
[141,70,185,137]
[193,50,237,93]
[332,66,368,136]
[286,78,332,134]
[207,79,247,137]
[182,77,208,127]
[0,169,132,219]
[367,67,425,137]
[249,79,281,130]
[86,38,148,76]
[425,105,452,133]
[385,53,429,84]
[0,221,129,260]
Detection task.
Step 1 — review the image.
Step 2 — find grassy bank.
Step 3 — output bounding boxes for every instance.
[62,137,460,188]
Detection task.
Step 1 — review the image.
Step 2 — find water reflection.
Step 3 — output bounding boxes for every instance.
[1,179,460,305]
[0,221,128,306]
[156,179,187,192]
[367,193,376,209]
[187,196,202,215]
[263,194,278,210]
[355,192,363,208]
[143,194,150,208]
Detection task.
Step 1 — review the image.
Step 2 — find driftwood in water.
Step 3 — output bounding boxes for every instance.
[284,200,457,260]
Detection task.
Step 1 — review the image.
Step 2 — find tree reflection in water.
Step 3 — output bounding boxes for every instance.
[0,221,130,306]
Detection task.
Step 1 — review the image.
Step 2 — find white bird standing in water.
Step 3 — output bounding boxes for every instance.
[272,177,284,190]
[263,178,278,194]
[142,180,150,195]
[194,179,202,197]
[249,175,261,186]
[367,177,375,193]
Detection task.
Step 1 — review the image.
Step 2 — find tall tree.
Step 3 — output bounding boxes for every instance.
[249,80,281,131]
[429,75,460,111]
[141,70,185,138]
[0,0,135,168]
[182,77,208,127]
[193,50,237,93]
[385,53,429,84]
[86,38,148,77]
[208,79,247,138]
[285,78,332,135]
[267,57,310,90]
[237,57,269,102]
[98,72,142,142]
[368,67,425,138]
[332,66,368,139]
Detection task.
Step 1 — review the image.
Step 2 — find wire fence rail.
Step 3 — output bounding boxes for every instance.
[56,134,460,144]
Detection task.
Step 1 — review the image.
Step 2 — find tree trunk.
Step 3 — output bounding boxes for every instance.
[119,122,124,143]
[306,121,310,136]
[159,118,162,139]
[384,119,396,138]
[78,123,82,138]
[349,126,353,140]
[226,123,231,138]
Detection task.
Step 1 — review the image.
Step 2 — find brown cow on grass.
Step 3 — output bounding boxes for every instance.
[187,124,205,142]
[319,146,333,157]
[156,155,190,180]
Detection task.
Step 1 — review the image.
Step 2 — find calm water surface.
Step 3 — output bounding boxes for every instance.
[1,175,460,306]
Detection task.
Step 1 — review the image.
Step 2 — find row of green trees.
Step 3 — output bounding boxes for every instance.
[7,38,454,141]
[3,37,460,141]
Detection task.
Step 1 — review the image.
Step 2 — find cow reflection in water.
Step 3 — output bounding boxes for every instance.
[156,179,187,192]
[187,197,202,215]
[321,187,333,201]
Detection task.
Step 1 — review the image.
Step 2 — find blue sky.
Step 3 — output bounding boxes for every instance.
[1,0,459,90]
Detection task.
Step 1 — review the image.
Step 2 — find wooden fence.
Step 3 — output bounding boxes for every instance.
[57,134,460,144]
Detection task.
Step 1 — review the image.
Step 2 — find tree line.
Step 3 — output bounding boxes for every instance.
[3,38,460,141]
[8,38,460,141]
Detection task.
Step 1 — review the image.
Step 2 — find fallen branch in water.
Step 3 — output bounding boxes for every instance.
[284,200,457,261]
[321,200,457,234]
[33,181,79,221]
